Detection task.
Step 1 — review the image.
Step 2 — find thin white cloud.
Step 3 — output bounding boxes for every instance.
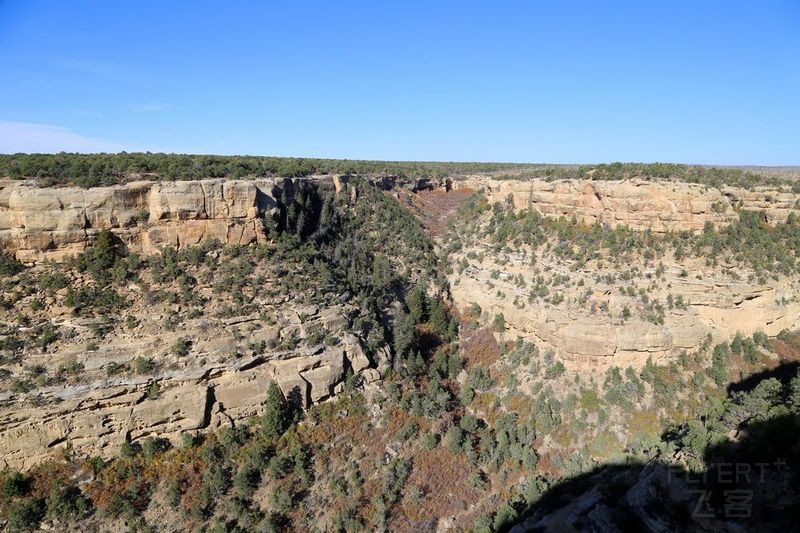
[130,103,172,113]
[0,120,135,153]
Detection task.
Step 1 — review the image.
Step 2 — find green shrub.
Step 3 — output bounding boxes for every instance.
[261,382,289,439]
[172,337,192,357]
[271,487,292,514]
[420,433,439,450]
[493,502,518,531]
[134,357,156,375]
[2,472,30,497]
[45,484,92,522]
[0,252,24,276]
[493,313,506,332]
[6,497,45,532]
[120,441,139,458]
[708,343,730,386]
[445,425,464,453]
[753,330,770,348]
[146,381,160,400]
[106,362,126,376]
[544,361,566,380]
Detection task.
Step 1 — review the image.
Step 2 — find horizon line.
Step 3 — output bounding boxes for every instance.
[0,152,798,169]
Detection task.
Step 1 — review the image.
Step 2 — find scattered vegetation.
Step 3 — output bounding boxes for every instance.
[0,154,788,191]
[1,169,798,531]
[0,152,530,187]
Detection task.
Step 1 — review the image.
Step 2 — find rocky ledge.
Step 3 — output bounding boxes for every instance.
[454,177,800,232]
[0,177,329,262]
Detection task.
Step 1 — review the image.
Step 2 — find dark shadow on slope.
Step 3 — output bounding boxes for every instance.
[510,363,800,533]
[727,361,798,395]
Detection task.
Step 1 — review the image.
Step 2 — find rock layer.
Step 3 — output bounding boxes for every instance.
[0,324,376,470]
[451,256,800,371]
[0,178,308,262]
[453,177,800,232]
[4,176,799,262]
[444,178,800,371]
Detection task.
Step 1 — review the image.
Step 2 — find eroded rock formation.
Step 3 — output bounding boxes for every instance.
[0,332,378,470]
[4,176,799,263]
[450,253,800,370]
[0,178,316,262]
[453,177,800,232]
[444,177,800,370]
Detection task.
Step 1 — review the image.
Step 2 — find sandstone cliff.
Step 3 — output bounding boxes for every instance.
[0,326,378,470]
[0,175,392,470]
[449,248,800,370]
[453,177,800,232]
[4,176,798,263]
[0,178,314,262]
[442,178,800,371]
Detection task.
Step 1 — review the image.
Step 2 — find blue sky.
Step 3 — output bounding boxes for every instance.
[0,1,798,164]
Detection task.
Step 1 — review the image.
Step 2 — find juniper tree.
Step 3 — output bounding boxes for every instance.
[261,382,289,440]
[405,282,428,324]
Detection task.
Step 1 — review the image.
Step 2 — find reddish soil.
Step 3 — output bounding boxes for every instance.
[394,188,476,237]
[460,325,501,370]
[772,332,800,363]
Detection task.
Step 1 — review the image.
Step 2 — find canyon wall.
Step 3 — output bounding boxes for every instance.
[445,177,800,371]
[453,177,800,232]
[4,176,799,263]
[0,325,380,470]
[0,175,381,470]
[450,256,800,371]
[2,175,800,468]
[0,178,315,262]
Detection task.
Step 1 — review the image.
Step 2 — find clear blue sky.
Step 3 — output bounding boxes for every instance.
[0,1,798,164]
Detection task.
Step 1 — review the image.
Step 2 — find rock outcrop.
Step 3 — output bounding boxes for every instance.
[0,310,379,470]
[4,176,798,262]
[451,256,800,370]
[446,177,800,370]
[0,175,385,470]
[0,178,315,262]
[453,177,800,232]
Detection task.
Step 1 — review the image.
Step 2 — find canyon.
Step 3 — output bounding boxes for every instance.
[1,168,799,531]
[2,177,799,462]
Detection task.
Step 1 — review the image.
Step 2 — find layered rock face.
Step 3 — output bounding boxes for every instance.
[0,175,386,470]
[0,178,307,262]
[5,176,798,263]
[450,249,800,371]
[0,253,389,470]
[0,326,378,470]
[445,177,800,371]
[453,177,800,232]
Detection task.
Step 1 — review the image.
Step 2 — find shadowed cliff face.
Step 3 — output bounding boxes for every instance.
[510,363,800,533]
